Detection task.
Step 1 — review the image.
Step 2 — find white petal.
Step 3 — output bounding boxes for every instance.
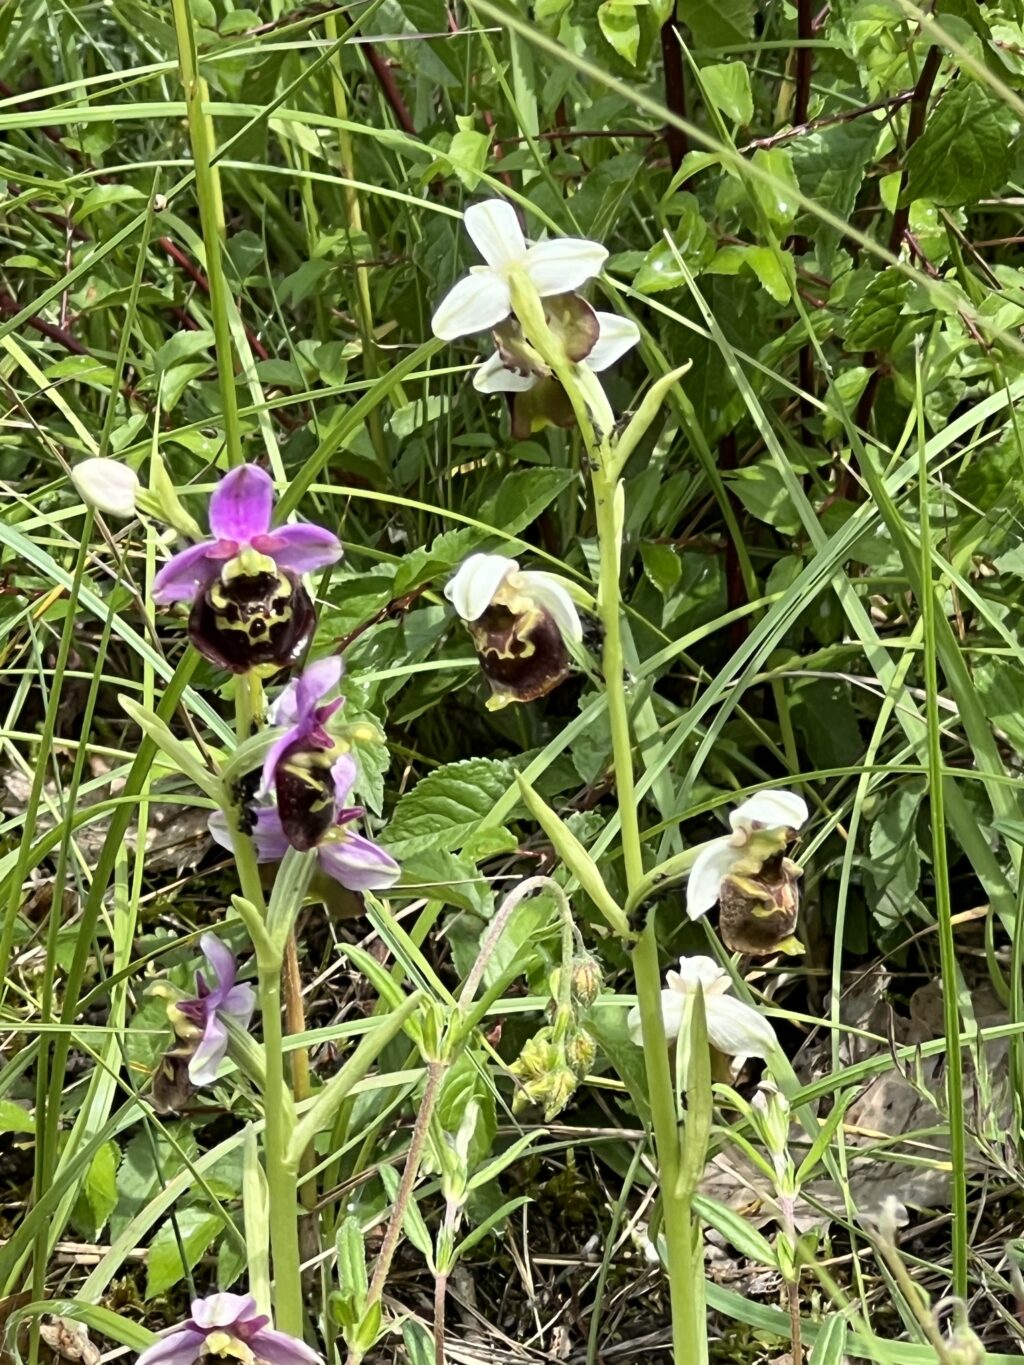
[524,238,609,296]
[586,314,641,373]
[71,457,139,518]
[444,553,517,621]
[473,350,538,394]
[464,200,527,269]
[515,570,583,643]
[666,955,729,997]
[627,989,686,1045]
[627,1004,643,1046]
[705,995,777,1058]
[686,836,741,920]
[431,271,512,340]
[730,789,808,833]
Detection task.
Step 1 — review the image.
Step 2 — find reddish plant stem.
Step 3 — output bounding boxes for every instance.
[363,43,417,136]
[794,0,814,125]
[660,14,688,174]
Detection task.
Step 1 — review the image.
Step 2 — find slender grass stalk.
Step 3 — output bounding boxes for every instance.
[915,349,968,1296]
[169,0,244,467]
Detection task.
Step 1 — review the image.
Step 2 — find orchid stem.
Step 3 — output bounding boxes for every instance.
[170,0,244,467]
[258,955,304,1336]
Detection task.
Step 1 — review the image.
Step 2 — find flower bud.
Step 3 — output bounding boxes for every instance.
[565,1027,597,1077]
[71,457,139,518]
[570,955,602,1008]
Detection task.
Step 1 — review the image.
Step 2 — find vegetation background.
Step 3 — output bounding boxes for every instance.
[5,0,1024,1360]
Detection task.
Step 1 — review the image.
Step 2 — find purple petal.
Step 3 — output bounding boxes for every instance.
[136,1329,206,1365]
[199,933,236,998]
[190,1294,264,1332]
[152,541,231,605]
[251,807,291,862]
[252,524,342,575]
[208,465,273,541]
[221,982,255,1026]
[318,831,401,891]
[331,752,358,808]
[250,1328,323,1365]
[188,1013,228,1086]
[295,655,344,713]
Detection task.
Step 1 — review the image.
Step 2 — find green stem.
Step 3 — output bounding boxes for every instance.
[258,956,304,1336]
[170,0,244,466]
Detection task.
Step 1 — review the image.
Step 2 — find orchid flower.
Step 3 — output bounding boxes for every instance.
[445,552,583,708]
[152,464,342,674]
[627,955,777,1059]
[687,789,808,922]
[473,311,640,395]
[136,1293,321,1365]
[172,934,255,1086]
[430,200,608,342]
[260,656,346,850]
[211,753,400,892]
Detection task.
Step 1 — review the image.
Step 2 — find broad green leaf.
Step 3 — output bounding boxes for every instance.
[0,1100,34,1134]
[685,0,753,48]
[598,1,642,65]
[700,62,753,125]
[903,80,1021,207]
[146,1208,223,1297]
[447,116,491,189]
[843,268,910,352]
[751,148,800,231]
[384,758,518,858]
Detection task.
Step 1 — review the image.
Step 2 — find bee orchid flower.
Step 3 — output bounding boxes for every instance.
[685,790,808,956]
[627,955,777,1059]
[136,1293,321,1365]
[430,199,608,342]
[152,464,342,675]
[445,553,583,708]
[212,753,400,892]
[260,656,346,850]
[474,311,640,395]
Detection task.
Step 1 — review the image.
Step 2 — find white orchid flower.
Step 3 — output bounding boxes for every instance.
[71,457,139,518]
[431,200,609,342]
[627,954,776,1058]
[445,553,582,643]
[687,789,808,922]
[473,311,641,394]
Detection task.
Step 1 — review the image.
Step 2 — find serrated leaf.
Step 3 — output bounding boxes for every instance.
[146,1208,223,1297]
[903,80,1021,207]
[700,62,753,125]
[398,847,494,917]
[384,758,517,858]
[843,268,910,352]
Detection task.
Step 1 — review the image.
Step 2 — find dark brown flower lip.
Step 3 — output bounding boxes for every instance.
[468,601,571,704]
[187,569,315,675]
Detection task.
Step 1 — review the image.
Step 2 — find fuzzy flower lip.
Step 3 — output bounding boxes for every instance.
[71,457,139,518]
[136,1292,321,1365]
[431,200,609,342]
[175,934,255,1086]
[260,655,345,797]
[445,553,583,645]
[627,954,776,1059]
[152,465,342,605]
[687,789,808,922]
[474,312,641,394]
[212,753,400,893]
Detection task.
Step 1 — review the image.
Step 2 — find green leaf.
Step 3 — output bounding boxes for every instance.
[73,185,146,222]
[692,1194,779,1267]
[810,1316,849,1365]
[843,268,910,352]
[146,1208,223,1297]
[598,1,642,65]
[685,0,753,48]
[453,1195,531,1260]
[725,462,801,535]
[903,80,1021,207]
[744,245,792,304]
[751,148,800,231]
[398,847,494,917]
[700,62,753,125]
[447,117,491,190]
[640,542,682,594]
[384,758,517,858]
[0,1100,34,1134]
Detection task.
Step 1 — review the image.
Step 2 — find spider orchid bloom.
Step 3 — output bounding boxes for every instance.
[687,789,808,922]
[152,464,342,675]
[626,955,777,1059]
[211,754,400,892]
[430,199,608,342]
[260,656,346,850]
[445,553,583,708]
[168,935,255,1086]
[473,311,640,395]
[136,1293,321,1365]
